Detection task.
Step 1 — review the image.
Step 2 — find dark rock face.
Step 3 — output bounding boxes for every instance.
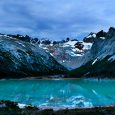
[83,30,107,43]
[106,27,115,39]
[0,37,67,78]
[41,40,51,45]
[70,27,115,78]
[83,32,96,43]
[7,34,32,42]
[74,42,84,50]
[96,30,107,38]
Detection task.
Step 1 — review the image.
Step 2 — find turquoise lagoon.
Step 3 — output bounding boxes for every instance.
[0,79,115,109]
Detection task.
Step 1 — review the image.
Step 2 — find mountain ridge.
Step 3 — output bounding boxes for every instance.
[0,36,67,78]
[70,27,115,78]
[0,27,115,78]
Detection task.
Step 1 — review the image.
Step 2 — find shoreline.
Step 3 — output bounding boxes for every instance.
[0,73,115,80]
[0,76,115,80]
[0,100,115,115]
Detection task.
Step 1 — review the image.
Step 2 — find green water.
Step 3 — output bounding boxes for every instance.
[0,79,115,109]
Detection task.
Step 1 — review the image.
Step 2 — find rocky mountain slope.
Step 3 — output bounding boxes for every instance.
[0,27,114,78]
[70,27,115,78]
[0,33,93,70]
[0,36,67,78]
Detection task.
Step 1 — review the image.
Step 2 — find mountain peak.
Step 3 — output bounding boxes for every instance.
[106,27,115,39]
[96,30,106,38]
[109,27,115,32]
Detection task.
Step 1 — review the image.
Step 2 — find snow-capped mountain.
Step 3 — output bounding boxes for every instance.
[0,33,93,70]
[70,27,115,78]
[38,39,93,70]
[0,36,67,78]
[0,27,114,79]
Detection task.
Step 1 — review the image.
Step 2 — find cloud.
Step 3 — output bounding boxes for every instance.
[0,0,115,40]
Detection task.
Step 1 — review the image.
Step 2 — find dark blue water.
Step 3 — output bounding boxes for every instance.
[0,79,115,109]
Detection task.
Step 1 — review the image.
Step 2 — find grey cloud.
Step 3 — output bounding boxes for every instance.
[0,0,115,40]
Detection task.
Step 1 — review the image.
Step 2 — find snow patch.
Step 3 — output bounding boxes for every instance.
[83,42,93,50]
[92,59,98,65]
[18,103,26,109]
[100,37,106,40]
[63,41,77,47]
[108,55,115,61]
[86,33,96,38]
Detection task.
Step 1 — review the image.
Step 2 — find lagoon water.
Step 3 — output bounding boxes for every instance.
[0,79,115,109]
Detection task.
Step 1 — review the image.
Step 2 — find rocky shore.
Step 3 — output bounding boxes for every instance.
[0,100,115,115]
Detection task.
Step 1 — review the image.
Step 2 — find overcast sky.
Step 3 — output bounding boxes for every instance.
[0,0,115,40]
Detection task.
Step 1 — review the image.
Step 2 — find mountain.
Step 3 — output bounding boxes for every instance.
[0,36,67,78]
[0,34,93,70]
[0,27,114,79]
[38,39,93,70]
[70,27,115,78]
